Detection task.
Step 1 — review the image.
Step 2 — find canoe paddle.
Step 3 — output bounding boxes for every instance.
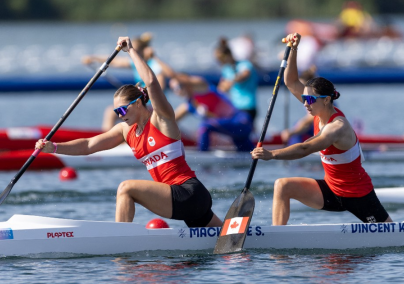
[0,42,126,205]
[213,40,293,254]
[87,62,123,89]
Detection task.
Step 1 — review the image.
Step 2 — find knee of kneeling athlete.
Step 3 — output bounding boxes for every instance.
[116,180,135,196]
[273,178,291,192]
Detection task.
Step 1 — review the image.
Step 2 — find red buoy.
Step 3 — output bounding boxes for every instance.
[59,167,78,181]
[146,218,170,229]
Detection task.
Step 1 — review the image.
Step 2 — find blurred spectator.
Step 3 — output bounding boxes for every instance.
[82,32,165,131]
[281,69,316,146]
[154,52,254,152]
[281,112,314,146]
[337,1,374,38]
[215,37,259,124]
[229,33,256,63]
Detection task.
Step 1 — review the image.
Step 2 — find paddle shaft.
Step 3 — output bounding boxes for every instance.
[0,44,124,205]
[213,41,293,254]
[88,62,123,89]
[244,42,292,190]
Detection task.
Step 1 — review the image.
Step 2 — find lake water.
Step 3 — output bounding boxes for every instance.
[2,20,404,283]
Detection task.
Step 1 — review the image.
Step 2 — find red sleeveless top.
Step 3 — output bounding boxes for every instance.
[313,107,373,197]
[126,120,196,185]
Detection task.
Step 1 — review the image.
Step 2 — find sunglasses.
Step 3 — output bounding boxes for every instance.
[301,94,329,105]
[113,98,140,117]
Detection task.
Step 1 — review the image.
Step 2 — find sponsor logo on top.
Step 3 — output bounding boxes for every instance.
[142,152,168,167]
[148,137,156,146]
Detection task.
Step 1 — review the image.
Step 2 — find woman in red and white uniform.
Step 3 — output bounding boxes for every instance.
[250,33,392,225]
[35,36,222,228]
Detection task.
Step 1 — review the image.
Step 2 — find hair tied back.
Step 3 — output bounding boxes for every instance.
[136,85,150,104]
[333,89,340,101]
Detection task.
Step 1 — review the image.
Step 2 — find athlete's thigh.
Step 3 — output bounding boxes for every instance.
[121,179,172,218]
[278,177,324,210]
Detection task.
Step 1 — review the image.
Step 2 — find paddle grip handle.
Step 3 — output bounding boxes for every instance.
[282,38,294,47]
[116,41,127,51]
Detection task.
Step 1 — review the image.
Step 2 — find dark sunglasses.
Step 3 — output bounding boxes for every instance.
[301,94,328,105]
[113,98,140,117]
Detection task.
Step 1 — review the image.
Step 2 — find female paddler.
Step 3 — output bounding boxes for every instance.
[250,33,392,225]
[35,37,222,228]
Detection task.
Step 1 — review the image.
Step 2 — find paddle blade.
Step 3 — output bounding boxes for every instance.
[0,182,14,205]
[213,188,255,254]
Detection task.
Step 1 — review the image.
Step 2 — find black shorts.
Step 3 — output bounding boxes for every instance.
[171,178,214,227]
[316,179,389,223]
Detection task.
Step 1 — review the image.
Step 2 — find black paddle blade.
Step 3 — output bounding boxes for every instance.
[213,188,255,254]
[0,182,14,205]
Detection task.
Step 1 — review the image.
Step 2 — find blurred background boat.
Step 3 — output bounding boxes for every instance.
[1,125,404,171]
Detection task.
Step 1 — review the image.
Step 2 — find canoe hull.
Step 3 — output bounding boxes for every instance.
[1,215,404,257]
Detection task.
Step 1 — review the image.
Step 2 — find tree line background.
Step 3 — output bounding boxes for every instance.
[1,0,404,21]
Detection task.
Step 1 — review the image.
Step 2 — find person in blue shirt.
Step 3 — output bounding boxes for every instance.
[153,53,254,152]
[215,37,259,124]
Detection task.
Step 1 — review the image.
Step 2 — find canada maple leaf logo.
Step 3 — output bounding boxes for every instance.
[230,221,239,229]
[148,136,156,146]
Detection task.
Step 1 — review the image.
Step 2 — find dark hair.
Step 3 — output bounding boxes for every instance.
[114,83,150,106]
[216,37,233,57]
[131,32,153,51]
[305,77,340,102]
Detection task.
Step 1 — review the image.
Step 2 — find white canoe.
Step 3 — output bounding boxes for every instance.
[1,214,404,257]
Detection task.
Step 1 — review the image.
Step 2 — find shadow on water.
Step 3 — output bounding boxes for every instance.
[3,245,404,260]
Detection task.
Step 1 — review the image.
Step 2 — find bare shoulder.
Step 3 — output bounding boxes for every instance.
[324,116,356,148]
[321,116,351,138]
[151,111,181,139]
[110,122,128,139]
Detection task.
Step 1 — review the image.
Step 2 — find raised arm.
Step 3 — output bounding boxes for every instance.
[118,37,175,120]
[284,33,305,103]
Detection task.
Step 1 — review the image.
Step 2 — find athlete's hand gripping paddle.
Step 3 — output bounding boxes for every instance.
[213,39,293,254]
[0,42,126,205]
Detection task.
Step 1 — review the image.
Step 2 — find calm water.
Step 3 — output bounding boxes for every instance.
[2,21,404,283]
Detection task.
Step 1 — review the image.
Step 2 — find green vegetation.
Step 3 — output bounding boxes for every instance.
[0,0,403,21]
